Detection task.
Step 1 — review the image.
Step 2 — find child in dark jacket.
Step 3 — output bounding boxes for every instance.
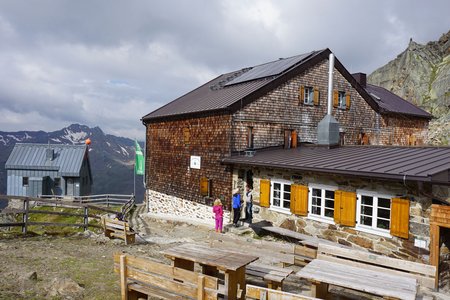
[212,199,224,233]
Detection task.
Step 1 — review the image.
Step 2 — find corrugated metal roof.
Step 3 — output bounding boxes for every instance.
[365,84,432,119]
[222,146,450,184]
[5,143,87,176]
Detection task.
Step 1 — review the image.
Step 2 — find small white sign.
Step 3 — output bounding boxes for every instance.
[414,238,427,249]
[190,156,201,169]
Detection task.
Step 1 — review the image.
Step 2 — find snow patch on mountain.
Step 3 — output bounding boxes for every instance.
[64,129,88,144]
[119,146,129,156]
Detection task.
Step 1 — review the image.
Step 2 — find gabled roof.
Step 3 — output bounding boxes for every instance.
[142,48,429,122]
[365,84,432,119]
[222,146,450,185]
[5,143,88,177]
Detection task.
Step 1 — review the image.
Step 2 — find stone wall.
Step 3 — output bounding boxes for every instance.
[231,60,429,150]
[147,190,231,226]
[235,166,433,263]
[145,114,234,209]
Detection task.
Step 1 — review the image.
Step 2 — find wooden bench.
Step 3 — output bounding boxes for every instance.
[297,243,437,299]
[209,232,316,290]
[209,232,316,267]
[245,263,293,290]
[114,253,221,300]
[102,217,136,245]
[246,284,319,300]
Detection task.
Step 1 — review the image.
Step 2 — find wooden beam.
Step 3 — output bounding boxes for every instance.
[120,255,128,300]
[429,223,440,289]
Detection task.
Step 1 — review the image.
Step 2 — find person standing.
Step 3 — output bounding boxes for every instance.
[232,188,241,227]
[212,199,224,233]
[244,185,253,223]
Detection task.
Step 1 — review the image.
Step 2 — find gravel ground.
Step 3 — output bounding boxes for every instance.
[0,217,211,300]
[1,214,449,300]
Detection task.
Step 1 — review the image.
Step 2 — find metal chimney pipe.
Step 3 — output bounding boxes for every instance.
[327,53,334,115]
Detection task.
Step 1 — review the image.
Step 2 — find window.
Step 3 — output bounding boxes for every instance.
[183,127,190,145]
[304,86,314,105]
[284,130,297,149]
[308,185,336,222]
[54,178,61,188]
[22,177,29,187]
[271,181,291,212]
[338,91,346,109]
[247,127,254,149]
[356,192,391,235]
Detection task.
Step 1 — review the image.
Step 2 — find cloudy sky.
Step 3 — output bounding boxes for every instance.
[0,0,448,140]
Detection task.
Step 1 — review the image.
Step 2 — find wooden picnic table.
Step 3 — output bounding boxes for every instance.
[161,243,259,300]
[297,259,418,300]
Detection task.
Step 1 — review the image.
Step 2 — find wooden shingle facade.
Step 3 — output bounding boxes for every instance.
[142,49,450,284]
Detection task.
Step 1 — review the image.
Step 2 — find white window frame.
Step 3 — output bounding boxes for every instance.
[356,190,392,238]
[338,91,346,109]
[269,179,292,214]
[304,86,314,105]
[307,184,337,224]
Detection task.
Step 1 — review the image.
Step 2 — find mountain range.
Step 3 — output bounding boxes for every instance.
[0,124,145,203]
[368,29,450,145]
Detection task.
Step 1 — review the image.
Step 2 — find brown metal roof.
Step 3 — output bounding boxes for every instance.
[142,49,432,123]
[365,84,432,119]
[142,50,325,122]
[222,146,450,184]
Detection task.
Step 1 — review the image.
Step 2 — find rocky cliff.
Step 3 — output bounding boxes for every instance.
[368,30,450,145]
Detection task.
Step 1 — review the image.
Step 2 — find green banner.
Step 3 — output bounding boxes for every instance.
[134,140,144,175]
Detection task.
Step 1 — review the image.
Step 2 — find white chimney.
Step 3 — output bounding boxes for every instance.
[317,52,340,146]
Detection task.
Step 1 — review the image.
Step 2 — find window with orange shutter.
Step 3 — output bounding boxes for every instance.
[308,184,336,222]
[259,179,270,208]
[291,184,308,216]
[200,177,209,196]
[355,191,392,236]
[390,198,410,239]
[334,190,356,227]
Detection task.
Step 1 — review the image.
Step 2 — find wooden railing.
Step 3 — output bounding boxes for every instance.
[0,195,133,234]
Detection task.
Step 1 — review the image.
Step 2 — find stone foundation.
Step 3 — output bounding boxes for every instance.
[147,190,231,226]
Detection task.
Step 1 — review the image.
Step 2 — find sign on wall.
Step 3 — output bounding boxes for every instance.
[190,156,201,169]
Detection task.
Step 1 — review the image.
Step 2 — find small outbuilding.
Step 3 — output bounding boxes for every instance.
[5,143,92,197]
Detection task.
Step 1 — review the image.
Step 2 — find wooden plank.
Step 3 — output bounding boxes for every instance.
[120,255,128,300]
[297,259,417,300]
[318,243,436,276]
[128,283,186,300]
[210,240,294,265]
[198,275,205,300]
[246,285,318,300]
[161,243,258,272]
[113,255,218,289]
[294,245,317,259]
[429,224,440,289]
[261,226,335,247]
[316,254,435,289]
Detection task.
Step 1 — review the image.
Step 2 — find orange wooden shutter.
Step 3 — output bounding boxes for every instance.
[290,184,308,216]
[259,179,271,207]
[333,90,339,107]
[334,190,356,226]
[299,86,305,103]
[200,177,209,196]
[291,131,297,148]
[345,94,351,109]
[183,127,190,145]
[390,198,410,239]
[313,88,320,105]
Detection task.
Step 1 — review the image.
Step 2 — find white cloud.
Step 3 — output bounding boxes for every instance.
[0,0,448,139]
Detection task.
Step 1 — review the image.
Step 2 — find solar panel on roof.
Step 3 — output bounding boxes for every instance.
[225,51,316,86]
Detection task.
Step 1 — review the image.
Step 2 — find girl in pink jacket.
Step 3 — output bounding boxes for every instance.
[212,199,224,233]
